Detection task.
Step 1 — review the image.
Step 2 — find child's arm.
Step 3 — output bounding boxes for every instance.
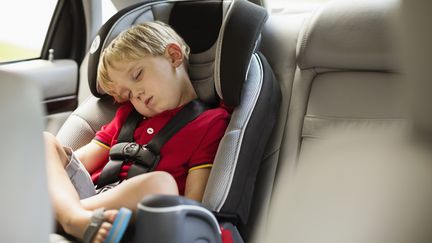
[75,142,110,174]
[184,108,230,201]
[184,168,211,202]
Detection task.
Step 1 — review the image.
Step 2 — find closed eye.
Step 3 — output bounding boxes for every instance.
[134,69,142,81]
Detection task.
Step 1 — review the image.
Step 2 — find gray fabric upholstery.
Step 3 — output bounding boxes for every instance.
[45,111,73,135]
[57,96,117,150]
[203,54,263,210]
[188,43,218,104]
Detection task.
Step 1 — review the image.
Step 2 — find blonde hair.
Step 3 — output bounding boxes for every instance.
[97,21,190,98]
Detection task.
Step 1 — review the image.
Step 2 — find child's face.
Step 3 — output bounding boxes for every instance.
[107,52,187,117]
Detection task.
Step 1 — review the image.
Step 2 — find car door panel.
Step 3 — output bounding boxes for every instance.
[0,59,78,133]
[0,59,78,111]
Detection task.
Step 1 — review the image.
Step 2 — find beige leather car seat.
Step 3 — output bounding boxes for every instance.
[279,0,405,176]
[259,0,432,242]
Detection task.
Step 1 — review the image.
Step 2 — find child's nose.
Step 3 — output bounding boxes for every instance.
[135,92,145,101]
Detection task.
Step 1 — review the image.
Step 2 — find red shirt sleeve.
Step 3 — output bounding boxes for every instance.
[94,102,134,147]
[188,108,230,170]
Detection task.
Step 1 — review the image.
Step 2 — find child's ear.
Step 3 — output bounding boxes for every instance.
[165,43,183,68]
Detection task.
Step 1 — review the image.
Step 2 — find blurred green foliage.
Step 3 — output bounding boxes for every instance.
[0,42,39,63]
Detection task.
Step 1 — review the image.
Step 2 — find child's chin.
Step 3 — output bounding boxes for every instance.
[140,110,159,118]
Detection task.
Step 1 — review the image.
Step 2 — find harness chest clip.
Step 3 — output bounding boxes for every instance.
[110,142,160,169]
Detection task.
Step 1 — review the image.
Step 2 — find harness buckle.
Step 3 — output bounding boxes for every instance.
[110,142,160,169]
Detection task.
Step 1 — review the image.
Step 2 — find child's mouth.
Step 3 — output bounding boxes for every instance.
[145,96,153,106]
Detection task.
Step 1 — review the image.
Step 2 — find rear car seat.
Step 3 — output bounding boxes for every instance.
[258,0,408,241]
[54,0,281,241]
[278,0,405,175]
[244,9,310,241]
[248,0,405,240]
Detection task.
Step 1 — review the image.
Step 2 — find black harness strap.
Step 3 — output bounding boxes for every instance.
[117,109,143,142]
[146,99,209,155]
[96,99,208,189]
[96,109,143,189]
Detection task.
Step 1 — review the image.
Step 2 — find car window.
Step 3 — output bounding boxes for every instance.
[102,0,117,24]
[0,0,57,63]
[268,0,330,14]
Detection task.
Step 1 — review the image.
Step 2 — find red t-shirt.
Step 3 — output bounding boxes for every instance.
[92,101,230,194]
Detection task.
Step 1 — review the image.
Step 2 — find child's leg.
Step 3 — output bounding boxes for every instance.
[44,132,84,221]
[81,171,179,215]
[44,132,179,241]
[44,132,116,242]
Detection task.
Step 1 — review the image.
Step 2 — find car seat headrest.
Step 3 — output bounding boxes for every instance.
[297,0,399,71]
[87,0,267,107]
[214,0,268,107]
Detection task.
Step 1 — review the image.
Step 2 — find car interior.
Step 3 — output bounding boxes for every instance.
[1,0,432,242]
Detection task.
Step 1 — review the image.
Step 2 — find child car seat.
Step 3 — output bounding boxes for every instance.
[56,0,281,241]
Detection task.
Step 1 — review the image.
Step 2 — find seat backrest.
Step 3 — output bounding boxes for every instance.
[278,0,405,176]
[260,1,432,242]
[57,0,281,237]
[256,0,404,240]
[244,10,311,240]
